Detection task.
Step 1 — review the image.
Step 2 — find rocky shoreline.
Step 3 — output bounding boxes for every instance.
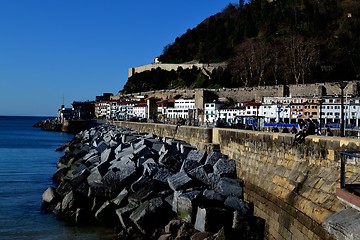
[42,124,265,239]
[33,118,62,131]
[34,118,101,133]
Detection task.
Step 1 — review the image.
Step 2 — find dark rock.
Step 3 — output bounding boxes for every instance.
[181,159,202,174]
[116,202,139,230]
[129,197,166,235]
[56,181,73,197]
[128,185,156,204]
[96,141,108,153]
[202,189,225,203]
[100,148,113,163]
[159,150,183,172]
[111,188,128,206]
[167,171,193,191]
[176,222,196,239]
[194,207,233,233]
[164,219,182,236]
[70,168,90,188]
[53,166,70,183]
[224,196,249,214]
[232,214,265,240]
[42,186,57,205]
[157,233,173,240]
[186,150,207,163]
[75,208,96,225]
[213,158,236,177]
[62,191,76,212]
[95,200,119,227]
[190,231,212,240]
[188,165,211,185]
[205,152,224,166]
[152,167,173,186]
[87,168,103,185]
[175,190,201,223]
[215,177,243,198]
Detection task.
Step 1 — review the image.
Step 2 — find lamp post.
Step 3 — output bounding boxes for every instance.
[318,99,324,134]
[276,104,283,123]
[339,82,348,137]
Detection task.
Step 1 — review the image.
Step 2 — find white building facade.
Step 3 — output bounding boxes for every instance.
[166,99,195,119]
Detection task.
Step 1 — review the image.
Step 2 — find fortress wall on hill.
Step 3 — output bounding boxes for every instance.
[116,81,359,105]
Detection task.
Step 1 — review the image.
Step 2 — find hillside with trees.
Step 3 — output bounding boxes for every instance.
[122,0,360,93]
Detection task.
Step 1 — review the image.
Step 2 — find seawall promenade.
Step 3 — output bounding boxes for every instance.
[111,121,360,240]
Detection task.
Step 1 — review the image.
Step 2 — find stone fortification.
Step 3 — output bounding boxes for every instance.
[115,81,360,105]
[111,121,360,240]
[128,63,226,78]
[42,125,264,239]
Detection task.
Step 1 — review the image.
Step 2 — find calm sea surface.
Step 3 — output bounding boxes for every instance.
[0,116,114,240]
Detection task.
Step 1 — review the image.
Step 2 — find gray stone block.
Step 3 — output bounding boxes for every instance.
[116,202,139,229]
[176,190,201,223]
[130,175,152,192]
[186,150,207,163]
[152,167,173,186]
[142,159,158,176]
[202,189,225,202]
[152,142,165,153]
[111,188,129,206]
[325,208,360,240]
[188,165,211,186]
[87,168,103,185]
[167,171,193,191]
[159,150,183,172]
[129,197,164,234]
[133,145,152,158]
[95,200,118,226]
[194,207,232,233]
[42,187,57,204]
[224,196,249,214]
[215,177,243,197]
[128,185,156,204]
[213,158,236,177]
[181,159,202,174]
[75,208,95,225]
[205,152,224,166]
[61,191,75,212]
[100,148,112,163]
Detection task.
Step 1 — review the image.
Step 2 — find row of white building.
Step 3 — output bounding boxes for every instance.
[94,95,360,128]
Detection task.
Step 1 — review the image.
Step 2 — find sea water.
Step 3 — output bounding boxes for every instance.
[0,116,114,240]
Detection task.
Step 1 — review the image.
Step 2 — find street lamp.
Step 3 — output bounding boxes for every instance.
[318,99,324,134]
[339,82,348,137]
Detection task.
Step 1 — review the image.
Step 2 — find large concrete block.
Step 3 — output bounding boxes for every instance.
[167,171,193,191]
[215,177,243,198]
[213,158,236,177]
[176,190,201,223]
[194,207,233,233]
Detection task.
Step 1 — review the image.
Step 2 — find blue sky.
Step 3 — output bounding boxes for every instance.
[0,0,236,116]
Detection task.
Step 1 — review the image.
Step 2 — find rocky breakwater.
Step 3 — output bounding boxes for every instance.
[33,118,62,131]
[41,125,265,239]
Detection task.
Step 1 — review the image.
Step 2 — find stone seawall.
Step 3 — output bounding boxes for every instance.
[111,121,214,151]
[213,129,360,240]
[111,121,360,240]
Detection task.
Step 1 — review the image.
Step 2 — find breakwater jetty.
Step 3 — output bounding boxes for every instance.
[42,125,264,239]
[34,118,101,134]
[110,121,360,240]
